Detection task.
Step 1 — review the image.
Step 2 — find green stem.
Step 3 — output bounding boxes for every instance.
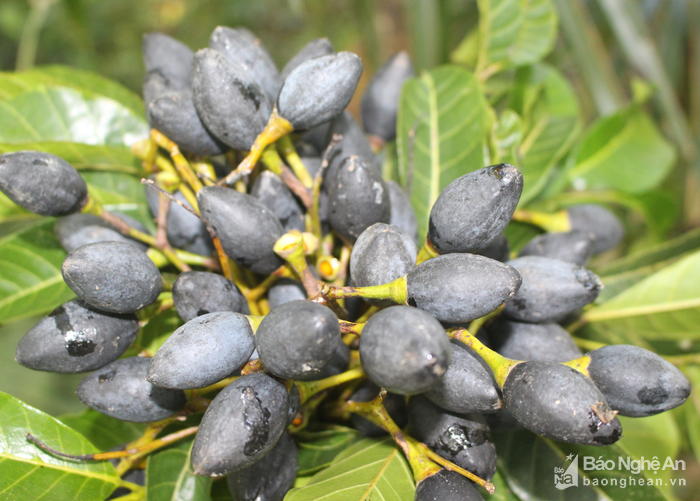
[295,367,365,404]
[277,136,314,188]
[448,328,520,388]
[323,276,408,304]
[511,209,571,232]
[416,240,439,264]
[16,0,57,70]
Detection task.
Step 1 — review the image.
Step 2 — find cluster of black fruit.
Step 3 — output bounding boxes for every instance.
[0,25,691,501]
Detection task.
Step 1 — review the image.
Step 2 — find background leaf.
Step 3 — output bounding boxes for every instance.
[0,65,145,119]
[476,0,558,73]
[59,410,145,451]
[0,219,73,324]
[0,392,120,501]
[396,65,489,238]
[285,438,415,501]
[580,249,700,343]
[568,105,676,194]
[146,439,212,501]
[295,426,361,476]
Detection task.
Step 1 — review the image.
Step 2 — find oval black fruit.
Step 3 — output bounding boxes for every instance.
[277,52,363,131]
[425,341,501,414]
[503,361,622,445]
[359,305,450,395]
[145,188,213,257]
[172,271,248,322]
[251,170,305,232]
[567,204,624,254]
[267,278,306,308]
[519,230,594,265]
[428,164,523,254]
[326,155,391,243]
[226,432,298,501]
[192,48,271,150]
[350,223,416,289]
[587,345,691,417]
[487,318,582,362]
[408,396,497,480]
[77,357,185,422]
[55,213,147,253]
[62,241,162,314]
[407,253,522,323]
[0,151,87,216]
[504,256,601,323]
[361,51,413,141]
[209,26,280,102]
[191,373,289,476]
[198,186,284,275]
[148,312,255,389]
[142,32,193,97]
[256,300,346,380]
[16,300,138,373]
[281,38,334,80]
[415,470,484,501]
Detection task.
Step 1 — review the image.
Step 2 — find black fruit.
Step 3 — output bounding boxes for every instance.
[407,253,522,323]
[428,164,523,254]
[277,52,363,131]
[251,171,305,232]
[408,396,497,480]
[504,256,602,323]
[267,279,307,308]
[209,26,280,102]
[0,151,87,216]
[567,204,624,254]
[256,300,346,380]
[281,38,334,79]
[226,432,298,501]
[503,361,622,445]
[142,32,193,99]
[359,305,450,395]
[587,345,691,417]
[386,180,418,242]
[16,300,138,373]
[148,311,255,389]
[145,188,213,257]
[361,51,413,141]
[172,271,248,322]
[191,373,289,476]
[519,230,594,265]
[147,90,225,156]
[487,319,582,362]
[77,357,185,422]
[425,342,501,414]
[62,241,162,314]
[192,48,271,150]
[326,155,391,243]
[198,186,284,275]
[415,469,484,501]
[350,223,416,289]
[55,213,147,253]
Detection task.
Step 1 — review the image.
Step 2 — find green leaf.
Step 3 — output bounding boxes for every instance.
[146,440,212,501]
[617,414,680,464]
[0,392,120,500]
[0,219,73,324]
[683,367,700,461]
[396,65,489,238]
[496,429,671,500]
[125,309,182,357]
[59,410,145,451]
[476,0,558,73]
[515,65,581,203]
[568,106,676,194]
[490,109,524,165]
[295,426,362,475]
[0,65,145,119]
[581,250,700,343]
[0,142,140,175]
[596,227,700,302]
[285,438,415,501]
[0,86,147,146]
